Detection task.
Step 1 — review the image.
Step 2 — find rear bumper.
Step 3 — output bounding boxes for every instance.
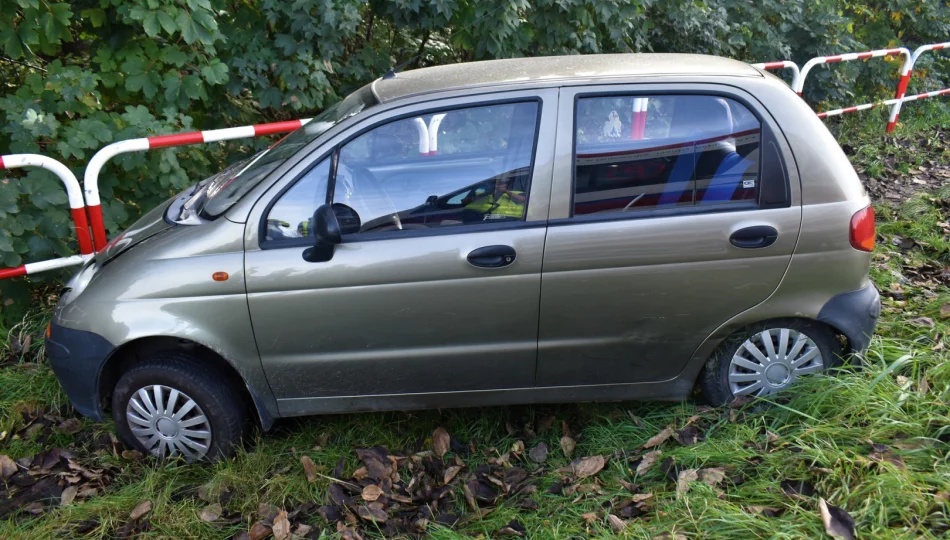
[817,282,881,354]
[45,322,114,421]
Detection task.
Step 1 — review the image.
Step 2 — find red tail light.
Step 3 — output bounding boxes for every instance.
[849,205,875,252]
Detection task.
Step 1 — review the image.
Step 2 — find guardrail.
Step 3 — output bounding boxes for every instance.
[0,154,95,279]
[82,119,312,250]
[751,61,802,91]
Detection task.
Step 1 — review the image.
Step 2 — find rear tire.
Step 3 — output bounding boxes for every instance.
[700,319,841,406]
[112,353,247,461]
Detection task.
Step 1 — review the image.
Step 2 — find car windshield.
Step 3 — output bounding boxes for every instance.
[197,84,378,218]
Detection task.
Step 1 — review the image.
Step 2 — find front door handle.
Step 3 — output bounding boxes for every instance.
[467,245,516,268]
[730,226,778,249]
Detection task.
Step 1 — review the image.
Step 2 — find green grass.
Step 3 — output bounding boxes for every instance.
[0,102,949,539]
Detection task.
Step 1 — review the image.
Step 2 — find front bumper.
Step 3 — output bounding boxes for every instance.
[817,282,881,354]
[46,322,114,421]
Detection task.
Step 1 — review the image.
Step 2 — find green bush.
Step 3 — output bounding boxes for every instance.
[1,0,949,321]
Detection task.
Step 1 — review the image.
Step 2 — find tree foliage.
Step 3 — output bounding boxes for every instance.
[0,0,948,318]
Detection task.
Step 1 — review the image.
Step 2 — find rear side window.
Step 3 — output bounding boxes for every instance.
[573,95,761,216]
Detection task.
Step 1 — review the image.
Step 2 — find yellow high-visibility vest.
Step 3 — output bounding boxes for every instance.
[465,191,525,218]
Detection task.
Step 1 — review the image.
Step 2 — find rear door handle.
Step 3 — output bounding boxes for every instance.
[730,226,778,249]
[467,245,516,268]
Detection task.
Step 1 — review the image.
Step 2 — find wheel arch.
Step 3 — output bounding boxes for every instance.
[97,336,276,431]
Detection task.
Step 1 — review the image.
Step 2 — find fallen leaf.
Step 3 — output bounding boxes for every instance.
[129,500,152,521]
[940,302,950,320]
[819,498,855,540]
[443,465,463,484]
[618,478,638,494]
[497,519,526,536]
[61,485,78,506]
[528,442,548,463]
[295,524,312,537]
[781,479,815,498]
[433,427,450,457]
[357,502,388,523]
[636,450,662,475]
[910,317,935,327]
[571,455,605,478]
[642,427,674,449]
[248,521,272,540]
[200,503,222,522]
[631,493,653,503]
[0,455,17,480]
[581,512,598,524]
[57,418,82,435]
[676,469,698,496]
[746,505,782,517]
[698,467,727,486]
[560,435,576,458]
[607,514,627,532]
[352,466,368,480]
[361,484,383,502]
[653,534,688,540]
[673,425,700,446]
[301,455,317,483]
[272,510,291,540]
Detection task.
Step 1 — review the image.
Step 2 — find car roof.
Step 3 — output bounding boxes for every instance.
[371,53,763,103]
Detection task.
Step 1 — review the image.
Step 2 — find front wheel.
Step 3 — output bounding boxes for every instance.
[700,319,841,406]
[112,353,247,461]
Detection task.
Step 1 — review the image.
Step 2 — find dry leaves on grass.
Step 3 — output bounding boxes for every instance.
[570,455,606,478]
[300,455,318,483]
[642,427,674,449]
[560,435,576,458]
[528,442,548,463]
[636,450,662,475]
[199,503,222,522]
[129,500,152,521]
[433,427,450,457]
[819,498,855,540]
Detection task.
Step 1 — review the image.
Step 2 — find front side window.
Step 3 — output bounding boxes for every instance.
[333,101,539,234]
[264,158,330,241]
[573,95,761,216]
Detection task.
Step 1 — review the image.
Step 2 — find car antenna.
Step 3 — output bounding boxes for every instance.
[382,53,422,79]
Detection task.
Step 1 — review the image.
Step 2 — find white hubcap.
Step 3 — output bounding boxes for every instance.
[127,384,212,461]
[728,328,823,397]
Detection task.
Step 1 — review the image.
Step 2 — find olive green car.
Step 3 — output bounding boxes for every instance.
[46,54,880,460]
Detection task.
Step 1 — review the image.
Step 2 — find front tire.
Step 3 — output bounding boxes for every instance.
[700,319,841,406]
[112,353,247,461]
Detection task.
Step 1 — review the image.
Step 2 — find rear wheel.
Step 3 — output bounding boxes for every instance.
[700,319,841,406]
[112,353,247,461]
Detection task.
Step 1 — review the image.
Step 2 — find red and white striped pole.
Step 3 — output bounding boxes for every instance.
[797,47,911,96]
[751,61,801,92]
[888,42,950,133]
[0,154,93,280]
[82,119,312,251]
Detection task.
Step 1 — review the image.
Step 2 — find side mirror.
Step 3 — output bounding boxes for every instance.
[302,203,360,263]
[302,204,340,263]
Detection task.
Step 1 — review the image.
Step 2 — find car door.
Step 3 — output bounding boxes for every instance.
[537,84,802,387]
[244,90,558,413]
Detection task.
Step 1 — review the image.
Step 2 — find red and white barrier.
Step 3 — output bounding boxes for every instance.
[630,98,648,140]
[798,47,912,133]
[887,42,950,132]
[751,61,802,92]
[82,119,312,250]
[0,154,94,280]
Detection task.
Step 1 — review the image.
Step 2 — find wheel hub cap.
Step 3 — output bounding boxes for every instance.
[728,328,823,398]
[126,385,212,461]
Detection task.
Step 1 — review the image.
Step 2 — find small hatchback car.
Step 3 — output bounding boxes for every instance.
[47,54,880,460]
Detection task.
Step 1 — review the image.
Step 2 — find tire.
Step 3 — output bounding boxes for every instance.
[700,319,841,406]
[112,353,247,461]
